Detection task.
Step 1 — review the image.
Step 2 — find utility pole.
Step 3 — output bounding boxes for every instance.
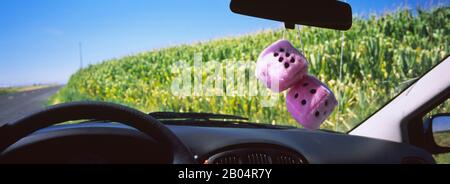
[79,42,83,70]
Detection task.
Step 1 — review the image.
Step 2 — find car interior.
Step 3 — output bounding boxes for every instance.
[0,0,448,164]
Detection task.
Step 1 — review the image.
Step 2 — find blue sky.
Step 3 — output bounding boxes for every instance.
[0,0,448,86]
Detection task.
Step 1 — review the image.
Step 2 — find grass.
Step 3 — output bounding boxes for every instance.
[433,132,450,163]
[434,131,450,147]
[434,153,450,164]
[0,85,55,95]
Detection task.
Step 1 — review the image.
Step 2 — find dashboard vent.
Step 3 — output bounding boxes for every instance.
[206,147,306,164]
[276,154,304,164]
[214,155,241,164]
[247,153,272,164]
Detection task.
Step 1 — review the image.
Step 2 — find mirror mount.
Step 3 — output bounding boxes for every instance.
[284,22,295,30]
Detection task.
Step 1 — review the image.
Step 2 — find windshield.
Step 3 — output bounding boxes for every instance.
[0,0,449,133]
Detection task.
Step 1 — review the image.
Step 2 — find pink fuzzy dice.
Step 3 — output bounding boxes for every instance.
[255,39,308,92]
[286,75,338,129]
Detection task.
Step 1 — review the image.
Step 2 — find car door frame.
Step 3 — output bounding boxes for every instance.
[350,56,450,151]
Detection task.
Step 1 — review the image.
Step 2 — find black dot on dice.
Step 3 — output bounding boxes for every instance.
[294,93,299,98]
[301,100,306,105]
[278,57,284,62]
[310,89,317,94]
[315,111,320,117]
[325,100,328,106]
[285,52,290,57]
[284,63,290,68]
[303,83,309,87]
[279,48,284,52]
[290,57,295,63]
[274,52,279,57]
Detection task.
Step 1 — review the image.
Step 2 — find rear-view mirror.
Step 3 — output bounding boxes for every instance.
[230,0,353,30]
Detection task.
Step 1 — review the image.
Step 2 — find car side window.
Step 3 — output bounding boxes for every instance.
[426,98,450,164]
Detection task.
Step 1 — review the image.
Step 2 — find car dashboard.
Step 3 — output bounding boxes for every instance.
[1,122,435,164]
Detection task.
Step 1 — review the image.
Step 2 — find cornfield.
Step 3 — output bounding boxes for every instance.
[49,7,450,134]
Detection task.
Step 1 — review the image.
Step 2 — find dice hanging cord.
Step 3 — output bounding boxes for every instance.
[297,25,305,55]
[336,27,345,132]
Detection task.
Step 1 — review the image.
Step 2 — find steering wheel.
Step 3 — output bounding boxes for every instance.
[0,101,197,164]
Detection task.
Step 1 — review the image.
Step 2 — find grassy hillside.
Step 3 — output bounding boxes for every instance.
[49,7,449,134]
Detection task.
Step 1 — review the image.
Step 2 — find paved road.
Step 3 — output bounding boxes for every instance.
[0,86,62,125]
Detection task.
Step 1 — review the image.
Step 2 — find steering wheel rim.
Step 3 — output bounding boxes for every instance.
[0,101,197,164]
